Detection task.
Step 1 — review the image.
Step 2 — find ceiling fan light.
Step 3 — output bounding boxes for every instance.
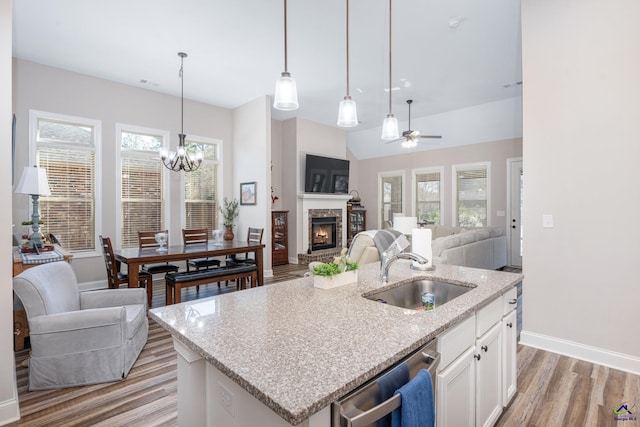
[381,114,400,140]
[273,71,299,111]
[337,96,358,127]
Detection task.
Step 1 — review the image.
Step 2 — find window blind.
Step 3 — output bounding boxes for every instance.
[416,171,441,225]
[185,163,218,230]
[35,117,97,253]
[456,167,488,227]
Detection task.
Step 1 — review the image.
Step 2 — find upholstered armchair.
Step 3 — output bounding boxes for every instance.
[13,261,148,390]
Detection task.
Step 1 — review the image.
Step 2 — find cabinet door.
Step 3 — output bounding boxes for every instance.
[437,347,475,427]
[475,322,503,427]
[502,309,517,406]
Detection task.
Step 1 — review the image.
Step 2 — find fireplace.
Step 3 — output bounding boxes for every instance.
[311,217,337,251]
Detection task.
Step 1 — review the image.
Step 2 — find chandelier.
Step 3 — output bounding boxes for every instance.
[160,52,203,172]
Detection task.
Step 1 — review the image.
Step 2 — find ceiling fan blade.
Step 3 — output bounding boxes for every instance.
[385,137,405,144]
[419,135,442,139]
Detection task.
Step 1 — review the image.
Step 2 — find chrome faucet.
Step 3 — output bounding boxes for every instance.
[380,252,429,283]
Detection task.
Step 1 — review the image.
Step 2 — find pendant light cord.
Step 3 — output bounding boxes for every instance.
[283,0,288,72]
[388,0,393,115]
[180,54,184,136]
[346,0,350,97]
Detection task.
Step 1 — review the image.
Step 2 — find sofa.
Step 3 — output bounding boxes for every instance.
[13,261,149,390]
[348,225,507,271]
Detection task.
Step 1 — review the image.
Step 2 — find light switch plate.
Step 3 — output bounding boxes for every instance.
[543,214,554,228]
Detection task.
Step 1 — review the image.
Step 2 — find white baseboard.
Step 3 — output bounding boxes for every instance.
[0,397,20,426]
[520,330,640,376]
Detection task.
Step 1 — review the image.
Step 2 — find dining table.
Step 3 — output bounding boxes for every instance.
[113,239,265,289]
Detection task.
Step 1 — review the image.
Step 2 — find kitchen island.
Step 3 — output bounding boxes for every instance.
[148,261,523,426]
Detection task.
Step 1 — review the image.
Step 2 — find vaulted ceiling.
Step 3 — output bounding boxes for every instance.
[12,0,522,159]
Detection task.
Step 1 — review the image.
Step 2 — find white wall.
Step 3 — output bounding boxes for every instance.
[12,59,233,284]
[232,96,272,275]
[355,138,522,230]
[1,1,20,424]
[521,0,640,371]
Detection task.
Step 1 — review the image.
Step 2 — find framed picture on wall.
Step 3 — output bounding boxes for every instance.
[240,182,256,205]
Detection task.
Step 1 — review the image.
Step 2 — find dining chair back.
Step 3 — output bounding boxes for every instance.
[226,227,264,267]
[137,230,180,275]
[182,228,221,288]
[99,235,153,306]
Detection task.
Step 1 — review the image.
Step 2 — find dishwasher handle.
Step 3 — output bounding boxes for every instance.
[341,351,441,427]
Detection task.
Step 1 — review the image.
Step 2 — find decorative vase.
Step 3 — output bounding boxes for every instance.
[223,227,234,241]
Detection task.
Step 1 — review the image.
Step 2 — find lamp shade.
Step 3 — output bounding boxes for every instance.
[393,216,417,235]
[273,72,299,111]
[15,166,51,196]
[381,114,400,140]
[337,96,358,127]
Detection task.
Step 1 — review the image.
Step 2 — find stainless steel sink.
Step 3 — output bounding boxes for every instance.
[364,280,474,310]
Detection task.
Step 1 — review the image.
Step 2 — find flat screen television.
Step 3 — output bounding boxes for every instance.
[304,154,350,194]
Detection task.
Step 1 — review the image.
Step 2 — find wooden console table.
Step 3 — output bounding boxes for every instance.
[12,246,73,351]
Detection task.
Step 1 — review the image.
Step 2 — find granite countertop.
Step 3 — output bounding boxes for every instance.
[148,261,523,425]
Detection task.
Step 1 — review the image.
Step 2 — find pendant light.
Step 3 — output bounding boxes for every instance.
[160,52,203,172]
[381,0,399,140]
[273,0,299,111]
[337,0,358,127]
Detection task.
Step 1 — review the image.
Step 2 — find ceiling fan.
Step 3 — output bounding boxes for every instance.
[386,99,442,148]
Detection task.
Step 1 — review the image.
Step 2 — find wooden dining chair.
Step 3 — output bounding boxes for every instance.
[137,230,180,276]
[182,228,222,289]
[226,227,263,286]
[99,235,153,307]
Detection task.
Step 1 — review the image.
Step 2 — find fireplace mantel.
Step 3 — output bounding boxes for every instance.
[297,193,352,201]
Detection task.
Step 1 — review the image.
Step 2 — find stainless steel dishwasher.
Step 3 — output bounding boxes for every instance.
[332,339,440,427]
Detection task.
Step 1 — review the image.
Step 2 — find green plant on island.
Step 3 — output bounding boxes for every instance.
[312,248,359,277]
[219,197,239,228]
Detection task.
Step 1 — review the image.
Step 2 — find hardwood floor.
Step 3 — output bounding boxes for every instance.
[496,345,640,427]
[11,263,640,426]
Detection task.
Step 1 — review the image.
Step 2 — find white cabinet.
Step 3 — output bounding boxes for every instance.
[437,347,476,427]
[502,286,518,407]
[437,286,518,427]
[502,309,517,406]
[475,322,503,427]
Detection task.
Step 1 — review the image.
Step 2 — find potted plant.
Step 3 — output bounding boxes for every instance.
[312,248,359,289]
[220,197,239,240]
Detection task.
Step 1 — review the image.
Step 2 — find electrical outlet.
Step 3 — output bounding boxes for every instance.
[218,382,235,417]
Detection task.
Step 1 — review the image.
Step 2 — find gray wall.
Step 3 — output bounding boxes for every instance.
[12,59,233,284]
[521,0,640,366]
[1,0,20,423]
[355,138,523,230]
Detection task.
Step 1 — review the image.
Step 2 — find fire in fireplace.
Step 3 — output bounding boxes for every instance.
[311,217,337,251]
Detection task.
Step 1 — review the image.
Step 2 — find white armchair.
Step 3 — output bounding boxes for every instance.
[13,261,148,390]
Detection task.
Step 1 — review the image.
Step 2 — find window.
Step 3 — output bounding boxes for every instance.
[31,111,101,254]
[379,172,403,229]
[118,126,168,248]
[184,138,219,231]
[454,163,490,227]
[414,167,443,225]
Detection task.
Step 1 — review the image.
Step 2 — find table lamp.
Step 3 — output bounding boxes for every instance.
[15,165,51,248]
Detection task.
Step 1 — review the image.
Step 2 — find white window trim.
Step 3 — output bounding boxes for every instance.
[28,109,102,259]
[115,123,170,250]
[378,169,406,228]
[411,166,445,224]
[452,161,491,227]
[179,133,223,230]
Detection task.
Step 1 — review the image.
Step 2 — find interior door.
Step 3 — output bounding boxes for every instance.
[508,160,523,267]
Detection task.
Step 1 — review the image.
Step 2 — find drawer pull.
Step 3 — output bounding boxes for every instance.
[481,345,488,352]
[509,299,517,305]
[474,354,481,361]
[507,322,513,328]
